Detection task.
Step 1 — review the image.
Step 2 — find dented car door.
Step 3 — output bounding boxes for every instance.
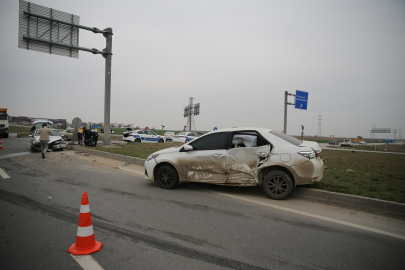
[176,149,227,183]
[176,132,229,183]
[226,145,271,184]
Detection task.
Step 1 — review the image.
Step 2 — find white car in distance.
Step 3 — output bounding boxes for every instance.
[174,132,200,143]
[122,130,168,143]
[163,132,175,142]
[145,128,324,200]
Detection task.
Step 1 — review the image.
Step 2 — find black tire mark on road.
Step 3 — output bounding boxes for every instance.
[0,189,271,270]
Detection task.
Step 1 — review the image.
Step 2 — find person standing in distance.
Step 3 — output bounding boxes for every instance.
[90,130,98,147]
[39,123,52,159]
[30,124,36,135]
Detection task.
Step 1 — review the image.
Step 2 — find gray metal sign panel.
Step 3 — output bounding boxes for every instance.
[18,0,80,58]
[371,128,391,133]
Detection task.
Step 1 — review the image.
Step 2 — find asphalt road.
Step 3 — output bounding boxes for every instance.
[1,134,405,270]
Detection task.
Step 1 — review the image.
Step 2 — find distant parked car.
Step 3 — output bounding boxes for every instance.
[329,140,338,145]
[58,128,75,141]
[173,132,200,143]
[163,132,175,141]
[358,141,366,145]
[122,130,169,143]
[339,139,353,147]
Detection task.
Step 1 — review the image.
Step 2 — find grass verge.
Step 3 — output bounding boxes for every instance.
[309,149,405,203]
[82,143,405,203]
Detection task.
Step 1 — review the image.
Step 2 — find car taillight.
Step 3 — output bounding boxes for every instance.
[316,152,321,157]
[298,151,316,159]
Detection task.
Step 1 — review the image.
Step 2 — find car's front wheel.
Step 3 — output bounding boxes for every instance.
[185,139,190,143]
[158,139,164,143]
[156,165,179,189]
[262,171,294,200]
[63,136,68,141]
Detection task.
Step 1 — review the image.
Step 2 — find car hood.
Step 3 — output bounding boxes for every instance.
[34,135,63,143]
[300,140,321,151]
[153,146,180,155]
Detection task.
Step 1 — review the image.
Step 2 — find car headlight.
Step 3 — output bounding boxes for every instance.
[146,154,159,161]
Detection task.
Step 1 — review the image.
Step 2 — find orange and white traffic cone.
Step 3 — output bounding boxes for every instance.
[0,138,3,150]
[68,191,102,255]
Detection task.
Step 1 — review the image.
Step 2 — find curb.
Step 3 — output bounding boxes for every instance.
[69,145,144,166]
[294,187,405,216]
[69,145,405,216]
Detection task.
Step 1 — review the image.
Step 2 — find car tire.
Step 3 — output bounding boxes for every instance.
[158,139,164,143]
[262,171,294,200]
[4,133,8,138]
[135,138,141,143]
[156,165,179,189]
[63,136,68,141]
[185,139,190,143]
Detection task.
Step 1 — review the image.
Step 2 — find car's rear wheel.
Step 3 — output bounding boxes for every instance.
[263,171,294,200]
[156,165,179,189]
[135,138,141,143]
[185,139,190,143]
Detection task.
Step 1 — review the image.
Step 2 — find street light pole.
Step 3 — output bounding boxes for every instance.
[102,28,113,145]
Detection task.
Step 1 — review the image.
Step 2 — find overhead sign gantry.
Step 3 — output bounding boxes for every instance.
[18,0,113,145]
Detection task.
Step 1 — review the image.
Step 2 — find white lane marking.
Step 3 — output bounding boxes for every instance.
[71,255,104,270]
[207,190,405,241]
[0,168,10,179]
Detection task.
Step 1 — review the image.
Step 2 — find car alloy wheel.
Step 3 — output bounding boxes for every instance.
[263,171,294,200]
[135,138,141,143]
[156,165,179,189]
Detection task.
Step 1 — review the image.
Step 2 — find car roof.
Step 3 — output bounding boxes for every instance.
[210,127,274,133]
[33,120,53,125]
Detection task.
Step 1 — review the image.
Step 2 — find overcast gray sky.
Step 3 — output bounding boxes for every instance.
[1,0,404,138]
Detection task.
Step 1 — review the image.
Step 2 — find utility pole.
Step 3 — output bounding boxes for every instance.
[317,115,322,138]
[283,91,295,134]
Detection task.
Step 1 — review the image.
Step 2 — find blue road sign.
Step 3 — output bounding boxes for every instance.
[301,132,304,136]
[386,140,394,144]
[295,90,308,110]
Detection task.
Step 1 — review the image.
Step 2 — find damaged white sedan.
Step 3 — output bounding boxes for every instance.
[144,128,324,200]
[29,129,67,152]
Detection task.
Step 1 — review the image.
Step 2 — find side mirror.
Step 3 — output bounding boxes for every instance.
[183,145,193,151]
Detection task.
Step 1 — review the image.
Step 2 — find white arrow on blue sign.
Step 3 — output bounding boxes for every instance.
[301,131,304,136]
[295,90,308,110]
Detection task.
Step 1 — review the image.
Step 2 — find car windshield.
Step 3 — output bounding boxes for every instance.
[34,122,51,129]
[177,132,186,136]
[35,130,60,136]
[269,130,302,146]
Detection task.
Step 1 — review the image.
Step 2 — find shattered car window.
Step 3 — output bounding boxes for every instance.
[232,134,257,147]
[189,132,229,151]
